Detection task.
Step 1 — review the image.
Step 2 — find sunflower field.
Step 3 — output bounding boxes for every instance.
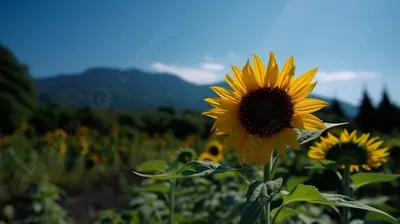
[1,50,400,224]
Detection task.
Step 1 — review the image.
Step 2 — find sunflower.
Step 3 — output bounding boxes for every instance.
[202,53,328,165]
[79,136,89,155]
[59,142,67,156]
[85,155,100,169]
[198,152,221,163]
[176,148,196,164]
[205,140,224,162]
[54,129,68,140]
[308,129,390,172]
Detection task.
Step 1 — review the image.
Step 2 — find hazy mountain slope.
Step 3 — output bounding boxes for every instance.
[34,67,359,117]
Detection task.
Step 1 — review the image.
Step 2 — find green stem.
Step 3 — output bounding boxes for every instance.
[342,163,351,224]
[260,152,274,224]
[169,179,176,224]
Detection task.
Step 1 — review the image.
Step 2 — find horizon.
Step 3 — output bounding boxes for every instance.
[1,0,400,106]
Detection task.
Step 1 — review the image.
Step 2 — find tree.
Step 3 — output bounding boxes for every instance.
[330,98,346,118]
[0,45,37,134]
[376,87,398,133]
[355,89,376,132]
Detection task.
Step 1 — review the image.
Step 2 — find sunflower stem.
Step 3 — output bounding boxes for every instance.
[341,162,351,224]
[260,152,274,224]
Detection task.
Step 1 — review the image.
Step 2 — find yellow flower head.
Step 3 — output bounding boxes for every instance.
[44,132,54,142]
[85,155,99,169]
[19,123,28,131]
[199,152,221,163]
[205,140,224,162]
[202,53,327,165]
[54,129,68,140]
[59,142,67,155]
[308,129,390,172]
[184,135,196,147]
[77,126,89,135]
[176,148,196,164]
[79,136,89,155]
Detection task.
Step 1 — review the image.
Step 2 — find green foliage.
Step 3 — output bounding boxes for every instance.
[240,178,283,224]
[296,122,348,145]
[136,160,168,173]
[271,184,395,223]
[133,160,248,180]
[0,45,37,134]
[351,173,400,190]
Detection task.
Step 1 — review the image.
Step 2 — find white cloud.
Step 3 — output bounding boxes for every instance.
[316,71,379,82]
[152,62,222,84]
[200,62,225,71]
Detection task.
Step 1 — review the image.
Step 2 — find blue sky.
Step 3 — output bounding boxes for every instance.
[1,0,399,106]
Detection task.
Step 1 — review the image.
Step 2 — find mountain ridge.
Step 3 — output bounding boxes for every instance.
[34,67,359,117]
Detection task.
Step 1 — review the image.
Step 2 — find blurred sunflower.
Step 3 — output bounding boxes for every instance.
[184,135,196,147]
[205,140,224,162]
[59,142,67,156]
[308,130,390,172]
[19,123,28,132]
[79,136,89,155]
[85,155,100,169]
[202,53,328,165]
[54,129,68,140]
[199,152,221,163]
[77,126,89,135]
[176,148,196,164]
[118,146,128,154]
[44,131,54,142]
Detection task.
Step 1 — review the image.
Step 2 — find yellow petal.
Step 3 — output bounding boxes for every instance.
[210,86,239,102]
[288,68,318,95]
[201,108,226,119]
[284,128,300,150]
[266,52,279,87]
[225,74,245,95]
[290,82,317,103]
[252,54,266,87]
[231,65,247,91]
[242,60,258,90]
[280,56,294,77]
[294,98,328,115]
[277,56,295,89]
[204,98,221,107]
[291,114,326,130]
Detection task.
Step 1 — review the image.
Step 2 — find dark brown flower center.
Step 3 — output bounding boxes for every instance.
[238,87,294,137]
[325,142,368,165]
[208,146,220,156]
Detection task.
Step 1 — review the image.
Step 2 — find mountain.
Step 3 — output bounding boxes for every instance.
[34,67,359,117]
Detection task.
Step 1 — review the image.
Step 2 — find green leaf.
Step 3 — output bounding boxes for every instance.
[133,160,247,180]
[351,173,400,190]
[270,207,299,223]
[136,160,167,173]
[271,184,395,222]
[365,210,398,224]
[296,122,348,145]
[240,178,283,224]
[286,176,308,192]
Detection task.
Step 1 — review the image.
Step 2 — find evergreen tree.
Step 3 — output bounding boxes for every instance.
[355,89,376,132]
[377,87,398,133]
[0,44,37,134]
[330,97,346,118]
